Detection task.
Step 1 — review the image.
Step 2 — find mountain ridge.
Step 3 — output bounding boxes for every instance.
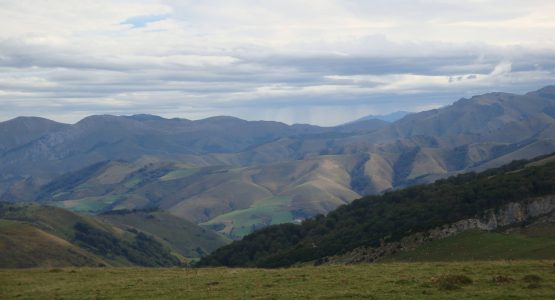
[2,86,555,239]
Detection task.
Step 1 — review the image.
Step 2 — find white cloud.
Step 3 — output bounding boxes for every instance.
[0,0,554,125]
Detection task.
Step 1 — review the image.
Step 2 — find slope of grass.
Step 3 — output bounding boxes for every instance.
[159,168,199,181]
[53,195,121,213]
[0,202,113,240]
[1,261,555,299]
[385,230,555,262]
[201,196,294,239]
[99,211,230,258]
[0,220,105,268]
[0,203,182,267]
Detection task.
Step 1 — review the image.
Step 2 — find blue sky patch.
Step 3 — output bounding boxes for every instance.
[121,14,169,28]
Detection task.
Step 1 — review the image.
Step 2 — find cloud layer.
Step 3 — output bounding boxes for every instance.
[1,0,554,125]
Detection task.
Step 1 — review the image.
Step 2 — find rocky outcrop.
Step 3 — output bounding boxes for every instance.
[324,195,555,264]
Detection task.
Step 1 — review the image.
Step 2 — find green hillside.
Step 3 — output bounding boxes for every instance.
[0,203,181,268]
[0,219,106,268]
[198,154,555,268]
[99,210,230,258]
[385,229,555,262]
[38,157,361,239]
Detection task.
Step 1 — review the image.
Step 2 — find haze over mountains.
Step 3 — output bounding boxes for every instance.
[1,86,555,238]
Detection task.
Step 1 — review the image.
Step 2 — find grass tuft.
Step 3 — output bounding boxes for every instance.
[522,274,542,283]
[492,275,514,284]
[432,274,473,291]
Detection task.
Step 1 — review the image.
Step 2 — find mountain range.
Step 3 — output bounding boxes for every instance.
[1,86,555,238]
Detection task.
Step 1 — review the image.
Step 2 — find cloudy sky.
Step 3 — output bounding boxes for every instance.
[1,0,554,125]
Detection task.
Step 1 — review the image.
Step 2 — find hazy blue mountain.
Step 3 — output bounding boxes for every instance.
[2,86,555,239]
[0,117,69,154]
[344,111,412,124]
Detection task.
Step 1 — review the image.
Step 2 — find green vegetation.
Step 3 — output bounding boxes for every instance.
[199,156,555,268]
[0,203,182,267]
[1,261,554,299]
[0,219,104,268]
[159,168,198,181]
[123,177,142,188]
[385,230,555,262]
[201,196,294,238]
[73,222,180,267]
[36,161,110,200]
[99,210,230,258]
[53,195,121,213]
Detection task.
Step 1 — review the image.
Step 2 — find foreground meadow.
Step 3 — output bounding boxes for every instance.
[1,261,554,299]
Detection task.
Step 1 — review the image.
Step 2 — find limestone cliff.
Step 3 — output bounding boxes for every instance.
[324,195,555,264]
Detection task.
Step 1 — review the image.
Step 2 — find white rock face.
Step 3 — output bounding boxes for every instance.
[325,195,555,264]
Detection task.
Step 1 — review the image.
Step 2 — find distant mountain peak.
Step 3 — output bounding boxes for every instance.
[126,114,169,121]
[344,111,412,125]
[527,85,555,100]
[1,116,67,126]
[195,116,247,123]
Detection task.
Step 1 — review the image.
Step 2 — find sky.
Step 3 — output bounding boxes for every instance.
[0,0,554,126]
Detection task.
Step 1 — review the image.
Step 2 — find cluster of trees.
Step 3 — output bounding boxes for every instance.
[99,207,160,215]
[198,156,555,268]
[73,222,180,267]
[37,161,110,200]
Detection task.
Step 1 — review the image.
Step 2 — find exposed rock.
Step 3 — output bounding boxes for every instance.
[324,195,555,264]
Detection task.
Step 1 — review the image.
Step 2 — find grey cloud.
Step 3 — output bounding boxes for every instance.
[1,1,555,125]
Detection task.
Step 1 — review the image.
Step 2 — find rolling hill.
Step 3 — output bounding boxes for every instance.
[0,203,229,267]
[98,209,230,258]
[0,219,106,268]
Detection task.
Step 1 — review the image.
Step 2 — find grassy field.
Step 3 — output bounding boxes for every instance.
[54,195,122,213]
[159,168,199,181]
[385,230,555,262]
[1,261,555,299]
[201,196,294,238]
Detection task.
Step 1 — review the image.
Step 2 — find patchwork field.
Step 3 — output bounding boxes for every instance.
[1,261,554,299]
[200,196,295,238]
